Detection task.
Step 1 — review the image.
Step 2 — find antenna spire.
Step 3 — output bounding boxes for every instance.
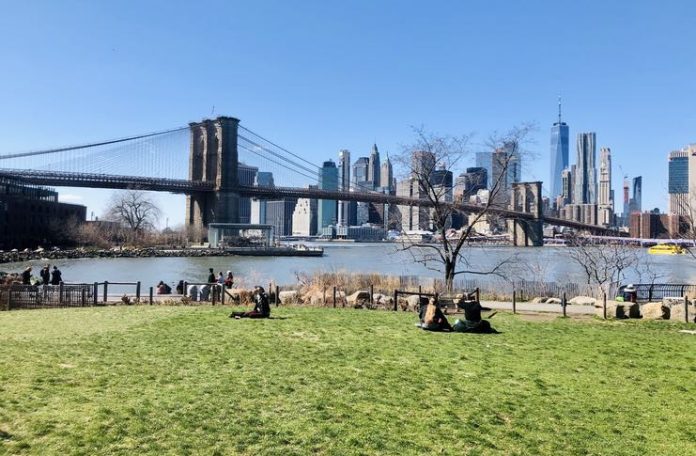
[558,96,562,124]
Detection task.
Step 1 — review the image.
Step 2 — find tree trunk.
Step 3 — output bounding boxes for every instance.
[445,259,455,294]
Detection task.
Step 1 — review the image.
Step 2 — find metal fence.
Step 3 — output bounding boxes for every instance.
[2,283,95,310]
[631,284,696,303]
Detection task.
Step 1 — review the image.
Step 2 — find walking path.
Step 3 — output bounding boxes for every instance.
[481,300,596,315]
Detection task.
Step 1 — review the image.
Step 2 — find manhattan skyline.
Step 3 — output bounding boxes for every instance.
[1,1,694,226]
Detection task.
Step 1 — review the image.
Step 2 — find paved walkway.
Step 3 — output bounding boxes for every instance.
[480,300,596,315]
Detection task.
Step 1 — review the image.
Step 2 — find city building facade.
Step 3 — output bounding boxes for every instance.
[668,148,689,216]
[573,132,597,205]
[318,160,338,229]
[549,100,569,201]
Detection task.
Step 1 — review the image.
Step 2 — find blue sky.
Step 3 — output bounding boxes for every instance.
[1,0,695,227]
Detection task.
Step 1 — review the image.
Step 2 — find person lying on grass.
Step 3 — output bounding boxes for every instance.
[419,297,452,332]
[230,286,271,319]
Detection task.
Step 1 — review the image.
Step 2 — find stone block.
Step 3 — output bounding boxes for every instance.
[278,290,298,305]
[640,302,669,320]
[670,302,696,323]
[569,296,596,305]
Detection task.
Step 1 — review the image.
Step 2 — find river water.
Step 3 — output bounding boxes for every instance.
[3,243,696,290]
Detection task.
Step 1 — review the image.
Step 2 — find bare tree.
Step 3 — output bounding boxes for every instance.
[392,125,533,293]
[565,234,638,294]
[105,190,162,240]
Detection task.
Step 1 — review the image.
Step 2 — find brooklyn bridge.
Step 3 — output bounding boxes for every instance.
[0,116,614,245]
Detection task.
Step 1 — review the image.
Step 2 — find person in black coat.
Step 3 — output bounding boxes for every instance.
[40,265,50,285]
[50,266,62,285]
[230,286,271,319]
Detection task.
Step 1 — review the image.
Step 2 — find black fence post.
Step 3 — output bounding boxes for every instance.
[275,285,279,306]
[149,286,154,305]
[685,295,689,324]
[370,284,374,306]
[648,284,653,302]
[512,289,516,314]
[93,282,98,305]
[221,285,225,305]
[562,292,567,317]
[603,290,607,320]
[476,287,480,303]
[136,281,141,302]
[59,282,64,304]
[333,286,337,308]
[103,281,108,303]
[81,288,86,307]
[418,285,422,305]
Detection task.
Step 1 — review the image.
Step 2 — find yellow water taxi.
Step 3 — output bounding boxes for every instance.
[647,243,686,255]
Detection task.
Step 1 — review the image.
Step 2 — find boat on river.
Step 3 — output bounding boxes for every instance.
[647,243,686,255]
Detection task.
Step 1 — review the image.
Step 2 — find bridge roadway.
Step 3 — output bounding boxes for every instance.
[1,168,615,234]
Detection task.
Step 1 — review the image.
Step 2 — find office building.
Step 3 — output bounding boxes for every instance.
[291,197,317,236]
[668,148,689,216]
[266,198,297,236]
[411,150,436,178]
[250,171,274,224]
[352,157,370,189]
[380,156,394,193]
[598,147,613,226]
[337,149,351,226]
[629,176,642,214]
[561,167,573,205]
[368,144,381,188]
[318,160,338,229]
[573,133,597,205]
[476,152,493,189]
[549,99,569,199]
[238,163,259,224]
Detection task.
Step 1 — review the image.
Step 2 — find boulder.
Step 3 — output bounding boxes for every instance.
[640,302,669,320]
[663,296,685,308]
[569,296,596,305]
[546,297,562,304]
[670,302,696,323]
[594,300,641,319]
[375,294,394,310]
[278,290,298,305]
[346,290,371,307]
[404,295,428,312]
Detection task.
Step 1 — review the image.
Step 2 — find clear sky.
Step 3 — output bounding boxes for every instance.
[1,0,695,227]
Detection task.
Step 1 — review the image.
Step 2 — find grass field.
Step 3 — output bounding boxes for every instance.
[1,306,695,455]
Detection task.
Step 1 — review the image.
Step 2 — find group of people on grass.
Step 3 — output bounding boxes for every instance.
[419,295,496,334]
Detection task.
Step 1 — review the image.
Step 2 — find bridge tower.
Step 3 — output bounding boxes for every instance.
[508,181,544,247]
[185,116,240,241]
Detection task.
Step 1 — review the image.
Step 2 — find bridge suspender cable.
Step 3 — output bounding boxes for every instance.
[0,126,189,160]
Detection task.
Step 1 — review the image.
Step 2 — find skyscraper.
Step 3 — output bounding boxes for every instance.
[337,149,351,226]
[550,99,569,200]
[629,176,642,214]
[598,147,613,226]
[380,155,393,192]
[476,152,493,190]
[668,148,689,215]
[352,157,369,187]
[318,160,338,229]
[368,144,381,188]
[573,133,597,204]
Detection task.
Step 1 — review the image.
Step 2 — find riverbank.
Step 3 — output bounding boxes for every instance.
[0,245,323,264]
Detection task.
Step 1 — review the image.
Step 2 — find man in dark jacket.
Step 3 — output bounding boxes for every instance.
[230,286,271,319]
[50,266,62,285]
[40,265,50,285]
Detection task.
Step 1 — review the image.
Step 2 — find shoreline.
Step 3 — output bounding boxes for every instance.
[0,246,323,265]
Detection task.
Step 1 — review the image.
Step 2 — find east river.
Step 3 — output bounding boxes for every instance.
[3,243,696,289]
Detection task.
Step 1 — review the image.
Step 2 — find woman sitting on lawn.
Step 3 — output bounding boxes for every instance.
[420,297,452,332]
[230,286,271,319]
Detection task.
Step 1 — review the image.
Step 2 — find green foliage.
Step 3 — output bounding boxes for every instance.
[1,307,694,455]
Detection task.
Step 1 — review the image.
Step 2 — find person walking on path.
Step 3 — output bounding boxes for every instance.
[50,266,62,285]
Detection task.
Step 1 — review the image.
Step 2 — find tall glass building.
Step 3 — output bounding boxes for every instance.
[318,160,338,229]
[668,149,689,215]
[549,101,569,200]
[573,132,597,204]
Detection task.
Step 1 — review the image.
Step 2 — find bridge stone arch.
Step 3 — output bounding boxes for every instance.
[186,116,240,241]
[507,181,544,246]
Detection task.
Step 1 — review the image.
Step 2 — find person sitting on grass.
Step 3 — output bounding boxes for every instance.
[452,297,497,334]
[230,286,271,319]
[420,297,452,332]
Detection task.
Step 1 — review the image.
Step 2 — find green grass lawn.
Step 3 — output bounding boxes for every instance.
[1,306,695,455]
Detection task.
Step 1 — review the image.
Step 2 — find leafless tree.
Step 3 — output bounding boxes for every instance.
[565,234,638,293]
[105,190,162,239]
[392,125,533,293]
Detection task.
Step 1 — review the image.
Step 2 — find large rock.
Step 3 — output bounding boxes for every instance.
[670,301,696,323]
[594,300,641,319]
[346,290,371,308]
[546,297,562,304]
[663,296,685,307]
[278,290,298,305]
[374,294,394,310]
[531,297,547,304]
[569,296,596,305]
[640,302,670,320]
